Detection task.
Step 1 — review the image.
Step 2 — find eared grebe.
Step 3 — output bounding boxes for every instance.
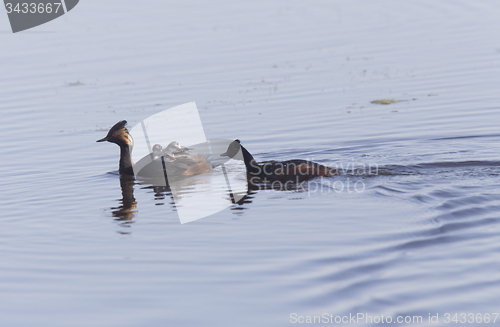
[220,139,338,182]
[96,120,134,175]
[97,121,212,177]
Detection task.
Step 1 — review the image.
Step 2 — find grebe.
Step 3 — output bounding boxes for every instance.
[220,139,338,182]
[97,120,212,177]
[96,120,134,175]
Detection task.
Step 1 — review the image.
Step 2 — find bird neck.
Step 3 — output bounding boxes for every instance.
[119,144,134,175]
[240,144,261,176]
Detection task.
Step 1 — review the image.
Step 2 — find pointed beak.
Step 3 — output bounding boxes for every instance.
[96,137,108,142]
[220,152,228,157]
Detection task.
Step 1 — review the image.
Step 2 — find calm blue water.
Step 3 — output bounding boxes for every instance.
[2,1,500,326]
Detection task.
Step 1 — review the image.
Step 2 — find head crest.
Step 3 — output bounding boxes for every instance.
[109,120,128,133]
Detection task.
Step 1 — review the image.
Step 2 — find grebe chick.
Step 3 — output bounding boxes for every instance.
[96,120,134,175]
[152,144,175,162]
[165,141,192,154]
[151,142,205,169]
[220,139,338,182]
[141,142,211,176]
[152,143,162,155]
[152,142,192,159]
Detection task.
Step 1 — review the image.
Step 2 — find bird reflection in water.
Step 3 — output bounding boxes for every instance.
[107,151,321,226]
[110,175,138,226]
[108,174,256,226]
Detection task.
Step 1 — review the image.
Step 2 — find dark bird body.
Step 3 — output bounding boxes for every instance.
[221,139,338,182]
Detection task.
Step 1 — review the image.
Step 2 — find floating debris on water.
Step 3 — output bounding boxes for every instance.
[371,99,400,105]
[67,80,85,86]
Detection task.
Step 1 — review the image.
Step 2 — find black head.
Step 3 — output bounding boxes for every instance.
[220,139,241,158]
[96,120,133,147]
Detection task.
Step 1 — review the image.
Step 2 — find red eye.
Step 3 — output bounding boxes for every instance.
[112,134,116,137]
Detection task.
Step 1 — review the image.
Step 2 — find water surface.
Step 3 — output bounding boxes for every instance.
[1,1,500,326]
